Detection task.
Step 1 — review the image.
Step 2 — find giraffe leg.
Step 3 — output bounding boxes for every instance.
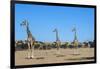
[27,42,31,59]
[30,42,34,58]
[57,46,59,54]
[56,43,60,54]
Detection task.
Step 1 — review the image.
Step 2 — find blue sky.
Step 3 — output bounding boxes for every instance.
[15,4,94,42]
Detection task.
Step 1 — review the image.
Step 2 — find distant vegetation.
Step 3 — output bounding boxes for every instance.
[15,40,95,51]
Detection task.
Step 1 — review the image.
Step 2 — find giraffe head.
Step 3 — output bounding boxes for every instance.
[20,20,29,27]
[53,28,57,32]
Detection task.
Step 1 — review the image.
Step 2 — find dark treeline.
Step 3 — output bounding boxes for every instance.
[15,40,95,51]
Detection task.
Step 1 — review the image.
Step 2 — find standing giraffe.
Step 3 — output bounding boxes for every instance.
[20,20,35,59]
[53,28,61,54]
[72,27,78,48]
[72,27,79,55]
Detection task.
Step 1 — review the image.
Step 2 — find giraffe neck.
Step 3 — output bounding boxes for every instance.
[26,25,35,41]
[26,25,30,36]
[55,30,60,41]
[74,30,77,41]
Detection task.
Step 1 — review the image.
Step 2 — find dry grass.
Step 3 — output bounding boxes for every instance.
[15,48,94,66]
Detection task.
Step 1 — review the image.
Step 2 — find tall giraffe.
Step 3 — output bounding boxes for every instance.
[72,27,78,48]
[72,27,79,55]
[53,28,61,53]
[20,20,35,59]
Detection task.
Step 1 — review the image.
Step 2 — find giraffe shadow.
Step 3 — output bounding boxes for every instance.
[25,57,35,59]
[70,54,80,56]
[53,54,66,57]
[64,57,94,61]
[25,57,45,60]
[36,57,45,60]
[56,55,66,57]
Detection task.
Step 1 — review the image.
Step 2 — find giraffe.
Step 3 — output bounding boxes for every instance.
[53,28,61,54]
[20,20,35,59]
[72,27,78,48]
[72,27,79,55]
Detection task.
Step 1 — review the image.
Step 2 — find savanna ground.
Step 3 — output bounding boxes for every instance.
[15,48,94,66]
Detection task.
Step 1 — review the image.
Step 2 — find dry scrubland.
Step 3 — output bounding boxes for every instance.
[15,48,94,66]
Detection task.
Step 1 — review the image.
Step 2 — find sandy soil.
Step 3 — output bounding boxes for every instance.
[15,48,94,66]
